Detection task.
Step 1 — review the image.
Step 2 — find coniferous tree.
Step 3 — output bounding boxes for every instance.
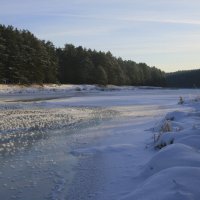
[166,69,200,88]
[0,25,58,84]
[94,65,108,85]
[0,28,7,83]
[0,24,167,86]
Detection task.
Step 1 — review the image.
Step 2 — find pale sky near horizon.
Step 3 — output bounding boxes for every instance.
[1,0,200,72]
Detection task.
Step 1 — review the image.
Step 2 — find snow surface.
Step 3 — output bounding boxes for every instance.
[122,167,200,200]
[0,85,200,200]
[122,94,200,200]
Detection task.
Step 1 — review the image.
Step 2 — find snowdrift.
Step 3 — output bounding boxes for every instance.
[122,97,200,200]
[122,167,200,200]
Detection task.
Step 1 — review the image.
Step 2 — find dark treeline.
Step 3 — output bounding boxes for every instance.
[0,25,58,84]
[57,45,165,86]
[166,69,200,88]
[0,24,165,86]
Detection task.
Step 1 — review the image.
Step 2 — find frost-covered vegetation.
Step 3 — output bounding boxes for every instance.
[153,99,200,149]
[122,96,200,200]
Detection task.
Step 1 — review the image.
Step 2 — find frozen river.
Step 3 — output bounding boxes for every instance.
[0,87,199,200]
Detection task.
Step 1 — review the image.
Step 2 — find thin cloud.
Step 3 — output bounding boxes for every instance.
[1,0,200,72]
[118,16,200,26]
[36,12,200,26]
[38,26,117,38]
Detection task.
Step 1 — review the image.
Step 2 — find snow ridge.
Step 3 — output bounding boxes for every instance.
[122,98,200,200]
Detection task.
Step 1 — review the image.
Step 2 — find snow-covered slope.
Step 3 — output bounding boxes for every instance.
[123,167,200,200]
[122,97,200,200]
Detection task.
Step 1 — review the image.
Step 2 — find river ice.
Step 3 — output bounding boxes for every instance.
[0,85,200,200]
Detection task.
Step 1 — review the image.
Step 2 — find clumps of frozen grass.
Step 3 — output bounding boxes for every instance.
[160,120,172,132]
[152,111,188,149]
[122,97,200,200]
[153,120,173,149]
[152,111,185,132]
[180,95,200,105]
[178,96,184,104]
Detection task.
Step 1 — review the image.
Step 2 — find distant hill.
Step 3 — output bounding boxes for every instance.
[166,69,200,88]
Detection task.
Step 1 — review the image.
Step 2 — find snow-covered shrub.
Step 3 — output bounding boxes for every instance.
[178,96,184,104]
[152,111,188,149]
[160,120,172,132]
[154,133,174,149]
[153,120,173,148]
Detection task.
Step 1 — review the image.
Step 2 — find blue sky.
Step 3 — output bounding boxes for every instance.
[1,0,200,72]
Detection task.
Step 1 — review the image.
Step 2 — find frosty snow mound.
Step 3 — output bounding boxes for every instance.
[141,143,200,177]
[154,104,200,150]
[122,98,200,200]
[122,167,200,200]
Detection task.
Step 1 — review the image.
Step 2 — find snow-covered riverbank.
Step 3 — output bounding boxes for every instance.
[121,97,200,200]
[0,85,200,200]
